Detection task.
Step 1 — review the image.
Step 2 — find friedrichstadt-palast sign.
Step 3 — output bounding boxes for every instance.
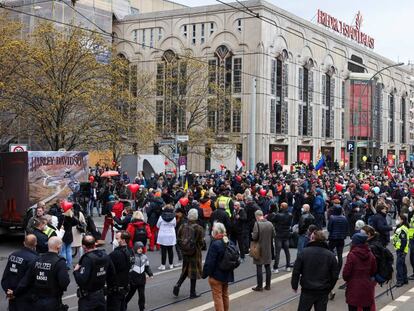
[317,9,375,49]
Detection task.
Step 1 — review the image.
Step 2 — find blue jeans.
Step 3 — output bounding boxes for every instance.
[88,199,100,216]
[297,234,308,256]
[60,242,72,269]
[396,250,408,284]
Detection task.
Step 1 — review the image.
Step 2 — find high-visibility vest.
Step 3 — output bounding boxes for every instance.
[409,217,414,240]
[43,226,55,238]
[392,225,409,254]
[216,196,231,217]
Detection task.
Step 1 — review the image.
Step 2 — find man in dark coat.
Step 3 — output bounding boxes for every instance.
[292,230,338,311]
[210,201,231,234]
[230,201,248,261]
[370,203,393,246]
[32,217,49,254]
[146,191,164,251]
[327,205,349,271]
[173,209,204,298]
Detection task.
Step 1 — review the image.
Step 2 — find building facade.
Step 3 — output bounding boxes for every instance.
[113,0,414,172]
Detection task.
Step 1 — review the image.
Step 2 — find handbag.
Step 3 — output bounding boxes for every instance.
[249,222,261,260]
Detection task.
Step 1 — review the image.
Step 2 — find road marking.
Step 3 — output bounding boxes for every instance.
[380,306,397,311]
[409,287,414,293]
[395,295,411,302]
[188,273,292,311]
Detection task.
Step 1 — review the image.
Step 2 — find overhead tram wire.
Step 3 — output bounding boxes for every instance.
[0,2,352,105]
[1,0,54,9]
[216,0,412,88]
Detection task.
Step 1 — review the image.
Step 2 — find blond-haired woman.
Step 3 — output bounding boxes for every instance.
[126,211,152,252]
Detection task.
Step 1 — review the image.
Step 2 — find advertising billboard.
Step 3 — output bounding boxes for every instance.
[350,80,372,139]
[28,151,88,208]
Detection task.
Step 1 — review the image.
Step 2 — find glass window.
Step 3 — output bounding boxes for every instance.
[233,58,242,93]
[158,27,163,41]
[156,100,163,131]
[150,28,154,48]
[210,22,214,35]
[132,29,138,42]
[142,29,146,48]
[201,24,205,44]
[271,59,276,96]
[192,24,196,45]
[232,98,241,133]
[237,18,242,32]
[270,99,276,134]
[130,65,137,97]
[183,25,187,37]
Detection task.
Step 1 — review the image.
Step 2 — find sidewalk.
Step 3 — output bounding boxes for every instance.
[380,287,414,311]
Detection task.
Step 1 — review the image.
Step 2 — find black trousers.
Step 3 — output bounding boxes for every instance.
[107,292,126,311]
[161,245,174,265]
[8,298,31,311]
[230,233,246,259]
[33,297,59,311]
[126,284,146,311]
[298,292,329,311]
[328,239,345,272]
[274,238,290,269]
[256,264,271,288]
[176,268,197,295]
[78,291,106,311]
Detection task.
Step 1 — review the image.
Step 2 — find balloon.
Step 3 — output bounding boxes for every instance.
[164,160,169,166]
[235,175,242,182]
[259,189,267,197]
[172,168,177,174]
[398,167,403,173]
[179,197,189,207]
[89,175,94,183]
[373,186,380,194]
[241,160,246,167]
[362,183,370,191]
[220,164,225,170]
[362,156,367,162]
[128,183,139,194]
[411,178,414,183]
[60,200,73,213]
[339,160,344,166]
[335,183,343,192]
[392,155,396,160]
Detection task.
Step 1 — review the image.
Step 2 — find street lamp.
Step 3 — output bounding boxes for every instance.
[353,62,404,171]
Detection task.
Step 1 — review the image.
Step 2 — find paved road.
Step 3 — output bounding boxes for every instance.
[1,219,414,311]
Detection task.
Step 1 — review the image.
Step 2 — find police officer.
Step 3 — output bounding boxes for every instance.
[107,231,135,311]
[14,236,70,311]
[1,234,38,311]
[74,234,116,311]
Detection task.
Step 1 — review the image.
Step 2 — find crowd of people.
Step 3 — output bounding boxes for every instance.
[2,161,414,311]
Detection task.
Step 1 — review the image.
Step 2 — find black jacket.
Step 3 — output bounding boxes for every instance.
[210,208,231,234]
[62,216,78,245]
[113,214,132,231]
[298,213,315,235]
[1,248,38,292]
[146,197,164,227]
[109,246,134,288]
[268,209,293,240]
[370,212,392,246]
[231,207,247,235]
[33,228,49,254]
[291,241,338,294]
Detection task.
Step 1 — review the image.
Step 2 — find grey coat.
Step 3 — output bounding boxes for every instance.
[252,219,275,265]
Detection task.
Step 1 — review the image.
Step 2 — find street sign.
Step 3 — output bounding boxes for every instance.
[176,135,189,142]
[346,141,355,153]
[9,144,28,152]
[159,139,175,146]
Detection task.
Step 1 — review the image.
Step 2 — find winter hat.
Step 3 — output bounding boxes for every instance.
[108,195,115,201]
[134,241,144,251]
[351,232,368,245]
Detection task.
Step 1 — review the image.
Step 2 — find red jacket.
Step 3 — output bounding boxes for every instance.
[112,201,124,218]
[126,220,152,249]
[343,244,377,307]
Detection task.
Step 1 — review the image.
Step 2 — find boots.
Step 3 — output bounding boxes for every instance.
[189,279,200,299]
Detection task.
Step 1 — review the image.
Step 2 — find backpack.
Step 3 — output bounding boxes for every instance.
[373,244,394,285]
[178,224,196,256]
[133,225,148,246]
[219,241,240,271]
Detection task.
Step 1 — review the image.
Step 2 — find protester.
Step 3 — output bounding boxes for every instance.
[32,217,49,254]
[60,203,79,270]
[327,204,349,272]
[157,204,177,270]
[297,204,315,255]
[126,211,152,251]
[292,230,338,311]
[252,210,275,291]
[230,201,248,262]
[174,209,204,298]
[343,233,377,311]
[26,202,46,234]
[126,242,153,311]
[147,190,164,251]
[370,203,393,247]
[202,222,234,311]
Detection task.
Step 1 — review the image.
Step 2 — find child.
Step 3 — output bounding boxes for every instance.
[126,241,153,311]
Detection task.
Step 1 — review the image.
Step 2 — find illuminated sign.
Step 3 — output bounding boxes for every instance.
[317,10,375,49]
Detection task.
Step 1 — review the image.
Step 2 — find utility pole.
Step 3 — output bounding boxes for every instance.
[249,77,257,171]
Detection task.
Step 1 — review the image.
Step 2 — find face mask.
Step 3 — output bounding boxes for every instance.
[113,239,119,248]
[301,208,305,213]
[355,208,360,212]
[409,206,413,212]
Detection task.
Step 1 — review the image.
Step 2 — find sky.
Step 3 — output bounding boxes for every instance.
[173,0,413,65]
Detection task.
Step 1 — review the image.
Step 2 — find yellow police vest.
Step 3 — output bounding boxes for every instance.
[217,196,232,217]
[409,217,414,240]
[43,226,55,238]
[392,225,409,254]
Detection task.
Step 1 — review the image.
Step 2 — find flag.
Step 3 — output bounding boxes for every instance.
[236,157,243,171]
[184,178,189,191]
[315,150,326,172]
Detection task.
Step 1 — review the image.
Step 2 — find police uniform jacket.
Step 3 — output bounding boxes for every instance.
[15,251,70,298]
[74,249,116,292]
[1,247,38,292]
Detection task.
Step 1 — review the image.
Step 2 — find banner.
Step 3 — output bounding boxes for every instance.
[28,151,88,208]
[350,80,372,138]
